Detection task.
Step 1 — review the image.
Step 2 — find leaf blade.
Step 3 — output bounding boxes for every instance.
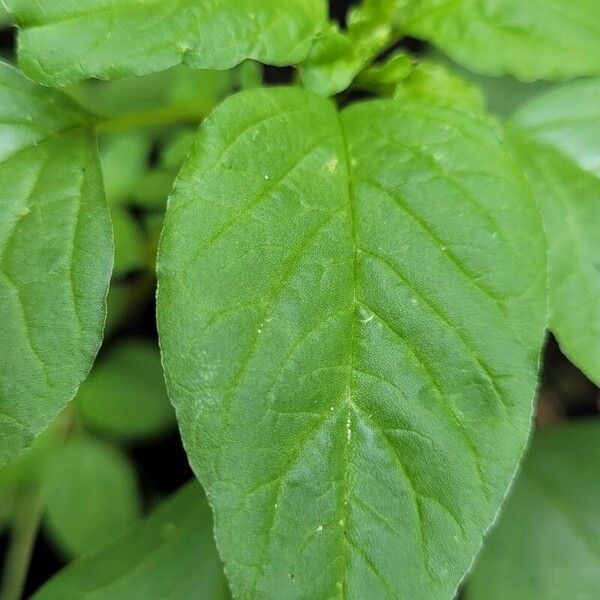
[157,87,546,598]
[467,421,600,600]
[43,437,141,558]
[507,79,600,384]
[401,0,600,80]
[0,62,112,466]
[76,339,175,441]
[6,0,327,86]
[33,482,230,600]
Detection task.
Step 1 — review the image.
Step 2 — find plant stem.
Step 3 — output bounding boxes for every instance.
[0,487,43,600]
[95,105,206,134]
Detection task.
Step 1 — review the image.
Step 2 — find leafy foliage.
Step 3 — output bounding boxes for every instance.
[6,0,327,86]
[401,0,600,80]
[467,421,600,600]
[76,340,174,441]
[301,1,399,96]
[506,80,600,385]
[33,483,229,600]
[0,1,599,599]
[158,86,546,598]
[0,62,112,467]
[42,436,141,558]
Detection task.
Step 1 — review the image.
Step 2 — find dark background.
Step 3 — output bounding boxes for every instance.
[0,0,598,596]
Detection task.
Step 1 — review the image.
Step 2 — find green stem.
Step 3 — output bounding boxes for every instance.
[95,105,206,134]
[0,487,44,600]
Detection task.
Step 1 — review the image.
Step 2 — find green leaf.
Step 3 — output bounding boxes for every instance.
[104,281,130,336]
[132,171,176,212]
[0,421,61,489]
[401,0,600,80]
[394,60,486,114]
[6,0,327,86]
[506,80,600,384]
[43,436,141,558]
[0,484,14,531]
[111,207,145,277]
[111,207,146,277]
[0,62,112,467]
[161,129,197,173]
[354,51,414,96]
[158,87,546,598]
[77,340,174,441]
[71,66,235,129]
[425,52,554,118]
[237,61,263,91]
[0,423,61,531]
[0,4,12,26]
[100,131,151,205]
[33,482,230,600]
[300,1,400,96]
[467,421,600,600]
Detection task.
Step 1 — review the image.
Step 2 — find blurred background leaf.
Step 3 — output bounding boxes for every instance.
[32,482,230,600]
[76,340,174,442]
[42,437,141,559]
[466,421,600,600]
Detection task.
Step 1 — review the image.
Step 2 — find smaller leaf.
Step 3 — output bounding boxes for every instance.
[467,421,600,600]
[354,51,414,95]
[0,424,61,531]
[161,129,196,173]
[78,67,233,125]
[104,281,131,336]
[506,79,600,384]
[33,482,230,600]
[43,436,141,558]
[77,340,174,441]
[0,484,14,531]
[131,128,196,212]
[236,61,263,91]
[401,0,600,81]
[0,61,112,467]
[395,60,486,114]
[132,171,176,212]
[300,18,394,96]
[100,131,152,205]
[111,207,146,277]
[426,52,554,118]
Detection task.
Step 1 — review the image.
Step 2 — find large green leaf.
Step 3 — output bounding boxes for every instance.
[33,482,230,600]
[506,80,600,384]
[158,87,546,598]
[467,421,600,600]
[401,0,600,81]
[43,436,141,558]
[5,0,327,86]
[0,62,112,467]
